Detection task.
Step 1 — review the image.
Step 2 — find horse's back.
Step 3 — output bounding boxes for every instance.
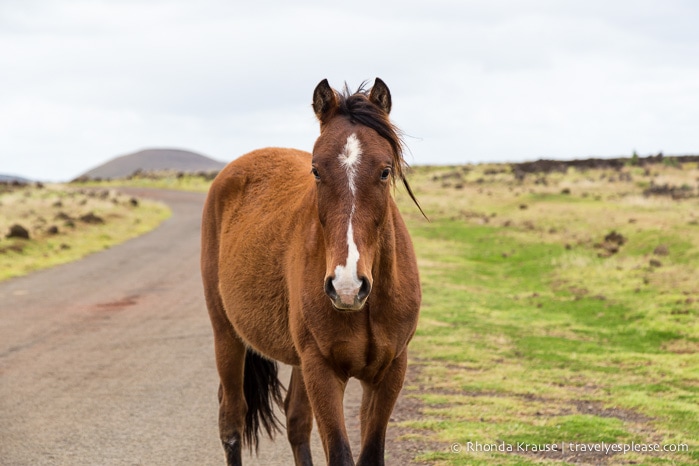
[209,146,311,203]
[202,147,313,364]
[207,146,311,221]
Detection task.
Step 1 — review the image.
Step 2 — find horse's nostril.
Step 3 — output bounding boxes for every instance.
[324,276,338,301]
[358,276,372,301]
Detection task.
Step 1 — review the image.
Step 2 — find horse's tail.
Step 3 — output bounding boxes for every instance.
[243,349,285,452]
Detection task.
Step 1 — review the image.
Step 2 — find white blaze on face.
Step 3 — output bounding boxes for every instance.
[333,219,362,302]
[332,133,363,303]
[339,133,362,196]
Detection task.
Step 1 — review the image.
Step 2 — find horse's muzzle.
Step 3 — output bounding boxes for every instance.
[324,275,371,311]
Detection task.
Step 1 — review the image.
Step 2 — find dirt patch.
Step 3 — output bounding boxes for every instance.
[662,339,699,354]
[390,362,658,465]
[387,363,449,464]
[95,295,139,311]
[572,400,652,424]
[516,400,657,465]
[388,397,441,465]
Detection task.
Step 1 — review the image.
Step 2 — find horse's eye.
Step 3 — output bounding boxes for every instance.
[380,168,392,181]
[311,168,321,181]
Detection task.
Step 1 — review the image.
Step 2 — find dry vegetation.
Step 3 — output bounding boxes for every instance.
[72,169,218,192]
[0,182,170,281]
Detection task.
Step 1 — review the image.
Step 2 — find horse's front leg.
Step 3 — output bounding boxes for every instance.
[284,366,314,466]
[301,352,354,466]
[357,350,408,466]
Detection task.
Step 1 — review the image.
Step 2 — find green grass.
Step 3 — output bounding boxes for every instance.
[394,163,699,465]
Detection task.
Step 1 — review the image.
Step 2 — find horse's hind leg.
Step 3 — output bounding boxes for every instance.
[202,186,249,464]
[212,318,247,466]
[284,366,314,466]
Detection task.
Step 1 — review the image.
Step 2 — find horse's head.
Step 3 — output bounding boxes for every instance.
[310,78,420,311]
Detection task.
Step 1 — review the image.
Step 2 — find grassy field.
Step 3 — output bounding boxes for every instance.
[5,159,697,464]
[0,183,170,281]
[394,161,698,465]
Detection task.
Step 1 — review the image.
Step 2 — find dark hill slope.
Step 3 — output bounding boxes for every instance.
[0,174,32,183]
[512,153,699,177]
[75,148,227,180]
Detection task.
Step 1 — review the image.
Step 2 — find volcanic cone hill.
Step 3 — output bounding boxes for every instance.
[74,148,227,180]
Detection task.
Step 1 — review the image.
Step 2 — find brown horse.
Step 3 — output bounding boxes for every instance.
[201,78,421,466]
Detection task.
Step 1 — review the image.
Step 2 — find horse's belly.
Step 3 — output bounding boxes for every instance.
[220,285,300,365]
[218,220,300,365]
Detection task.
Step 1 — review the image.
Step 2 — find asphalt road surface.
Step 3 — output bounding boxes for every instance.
[0,188,365,466]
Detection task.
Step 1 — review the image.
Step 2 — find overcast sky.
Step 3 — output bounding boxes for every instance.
[1,0,698,181]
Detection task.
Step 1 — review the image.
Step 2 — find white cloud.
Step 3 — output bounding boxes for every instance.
[0,0,698,180]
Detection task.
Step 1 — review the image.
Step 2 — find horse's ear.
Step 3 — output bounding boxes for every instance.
[369,77,392,114]
[313,79,338,123]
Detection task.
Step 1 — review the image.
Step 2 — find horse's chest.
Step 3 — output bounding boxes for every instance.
[328,338,395,382]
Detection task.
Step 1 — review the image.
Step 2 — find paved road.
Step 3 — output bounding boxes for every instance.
[0,188,365,466]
